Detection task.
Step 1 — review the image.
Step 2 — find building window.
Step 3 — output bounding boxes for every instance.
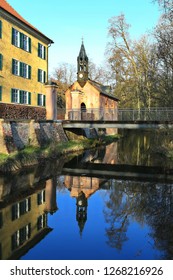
[38,69,46,83]
[0,86,2,101]
[12,28,20,47]
[38,43,46,59]
[20,91,31,104]
[12,28,31,52]
[12,59,20,76]
[20,62,31,79]
[11,223,31,251]
[37,94,46,106]
[0,54,3,70]
[0,20,2,39]
[11,88,20,103]
[37,214,47,230]
[11,198,31,221]
[37,190,45,205]
[23,34,29,51]
[19,90,31,104]
[12,59,31,79]
[11,88,31,104]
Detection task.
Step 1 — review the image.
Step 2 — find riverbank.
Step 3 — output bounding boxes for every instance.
[0,134,120,173]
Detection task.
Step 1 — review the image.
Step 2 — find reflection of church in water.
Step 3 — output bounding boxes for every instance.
[64,141,118,235]
[65,176,100,235]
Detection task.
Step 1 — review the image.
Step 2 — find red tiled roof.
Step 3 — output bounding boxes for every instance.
[0,0,53,43]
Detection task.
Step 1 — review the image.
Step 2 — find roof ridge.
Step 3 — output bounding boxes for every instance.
[0,0,36,30]
[0,0,53,42]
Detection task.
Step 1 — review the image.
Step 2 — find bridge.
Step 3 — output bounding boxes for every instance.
[60,108,173,129]
[62,162,173,183]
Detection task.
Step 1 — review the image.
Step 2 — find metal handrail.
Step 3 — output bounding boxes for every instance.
[58,107,173,121]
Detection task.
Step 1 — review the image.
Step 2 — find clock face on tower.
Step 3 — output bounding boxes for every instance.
[79,73,83,78]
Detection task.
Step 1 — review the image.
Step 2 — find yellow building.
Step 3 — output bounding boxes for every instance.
[0,0,54,120]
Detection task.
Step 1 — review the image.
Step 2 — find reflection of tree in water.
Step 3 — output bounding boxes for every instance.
[146,185,173,259]
[117,130,173,168]
[104,186,129,250]
[104,180,173,259]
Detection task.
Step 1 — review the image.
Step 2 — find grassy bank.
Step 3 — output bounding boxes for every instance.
[0,134,120,173]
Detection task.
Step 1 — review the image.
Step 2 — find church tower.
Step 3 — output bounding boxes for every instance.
[77,41,89,87]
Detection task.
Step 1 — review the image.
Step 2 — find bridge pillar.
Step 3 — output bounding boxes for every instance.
[45,83,58,121]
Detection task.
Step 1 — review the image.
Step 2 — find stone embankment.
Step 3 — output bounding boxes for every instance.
[0,119,68,154]
[0,119,68,173]
[0,119,119,173]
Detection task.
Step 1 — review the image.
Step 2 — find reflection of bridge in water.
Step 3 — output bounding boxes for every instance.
[62,162,173,183]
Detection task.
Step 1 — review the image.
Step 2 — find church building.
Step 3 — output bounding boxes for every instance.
[65,41,119,122]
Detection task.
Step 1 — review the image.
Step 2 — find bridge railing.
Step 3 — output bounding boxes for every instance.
[64,108,118,121]
[118,108,173,121]
[58,108,173,121]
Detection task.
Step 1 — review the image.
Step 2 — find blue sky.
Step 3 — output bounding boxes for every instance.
[7,0,161,75]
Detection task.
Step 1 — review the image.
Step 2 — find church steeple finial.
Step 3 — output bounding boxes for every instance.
[77,40,89,87]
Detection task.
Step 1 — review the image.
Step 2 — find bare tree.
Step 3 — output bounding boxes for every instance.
[106,13,158,109]
[153,0,173,105]
[51,63,76,108]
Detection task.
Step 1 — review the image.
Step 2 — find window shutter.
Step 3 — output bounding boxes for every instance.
[20,90,23,104]
[12,27,15,45]
[28,65,31,79]
[29,37,31,53]
[20,62,24,77]
[44,71,46,83]
[12,59,15,74]
[0,86,2,101]
[0,54,2,70]
[20,33,24,49]
[11,205,17,221]
[38,43,40,57]
[11,88,14,102]
[38,69,40,82]
[44,46,46,60]
[0,21,2,39]
[43,95,46,107]
[28,92,31,105]
[37,93,39,105]
[28,198,31,211]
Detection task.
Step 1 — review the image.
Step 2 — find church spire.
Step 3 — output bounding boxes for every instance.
[77,40,89,87]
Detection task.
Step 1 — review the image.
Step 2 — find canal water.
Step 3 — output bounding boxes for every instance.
[0,130,173,260]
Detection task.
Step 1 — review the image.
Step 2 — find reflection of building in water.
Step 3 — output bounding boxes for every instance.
[102,142,118,164]
[44,177,58,215]
[76,191,88,236]
[65,176,99,198]
[64,176,100,235]
[80,142,117,165]
[0,177,57,260]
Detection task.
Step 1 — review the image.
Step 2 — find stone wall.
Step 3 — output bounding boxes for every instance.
[0,119,68,154]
